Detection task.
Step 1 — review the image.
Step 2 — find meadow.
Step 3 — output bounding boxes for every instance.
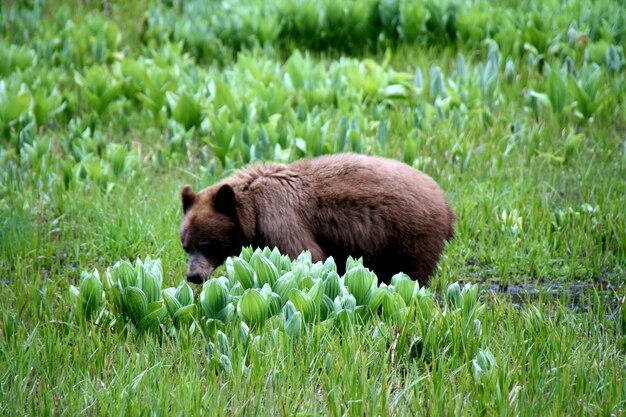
[1,0,625,415]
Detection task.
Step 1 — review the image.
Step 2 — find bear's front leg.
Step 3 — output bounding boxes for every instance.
[250,175,326,263]
[258,220,326,263]
[254,206,325,263]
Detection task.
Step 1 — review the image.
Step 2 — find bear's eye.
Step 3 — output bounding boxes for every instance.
[198,241,211,252]
[182,245,189,253]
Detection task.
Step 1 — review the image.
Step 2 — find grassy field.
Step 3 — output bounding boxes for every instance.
[1,0,626,415]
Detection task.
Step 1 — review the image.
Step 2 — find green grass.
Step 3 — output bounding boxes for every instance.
[2,285,625,415]
[1,0,626,415]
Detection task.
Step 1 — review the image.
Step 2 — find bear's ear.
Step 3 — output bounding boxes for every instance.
[181,185,196,214]
[214,184,237,218]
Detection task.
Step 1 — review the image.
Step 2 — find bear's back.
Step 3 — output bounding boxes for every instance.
[289,154,453,255]
[208,153,454,284]
[294,154,448,217]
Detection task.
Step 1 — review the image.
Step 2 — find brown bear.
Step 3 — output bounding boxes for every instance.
[180,153,455,286]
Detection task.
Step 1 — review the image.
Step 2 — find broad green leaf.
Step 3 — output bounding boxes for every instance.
[238,289,269,328]
[344,266,375,306]
[461,283,479,314]
[249,253,279,286]
[216,330,230,357]
[112,260,136,288]
[323,271,342,300]
[473,348,497,383]
[75,66,123,116]
[334,308,354,329]
[297,250,312,266]
[408,336,424,361]
[230,282,244,297]
[239,246,254,262]
[288,288,316,323]
[378,0,400,28]
[504,57,516,84]
[545,64,567,114]
[79,270,103,320]
[446,282,462,308]
[531,89,553,109]
[137,301,166,331]
[395,275,417,305]
[268,292,282,317]
[213,78,237,114]
[201,279,230,318]
[606,45,625,73]
[141,270,161,304]
[238,321,250,343]
[379,84,411,100]
[218,354,233,375]
[261,247,273,258]
[215,303,234,324]
[341,294,357,311]
[232,258,256,289]
[381,291,397,320]
[320,294,336,321]
[321,257,337,274]
[285,50,305,89]
[33,88,65,126]
[307,280,324,306]
[268,247,283,271]
[429,65,446,102]
[173,304,196,326]
[162,288,183,317]
[1,89,31,126]
[172,91,203,131]
[107,284,124,316]
[413,67,424,91]
[137,67,173,117]
[398,0,427,41]
[143,258,163,287]
[283,301,303,338]
[175,280,194,306]
[416,288,434,320]
[368,286,388,312]
[272,271,298,303]
[70,285,80,300]
[345,256,363,271]
[124,286,148,325]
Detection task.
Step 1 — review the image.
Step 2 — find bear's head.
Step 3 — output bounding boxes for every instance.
[179,183,249,283]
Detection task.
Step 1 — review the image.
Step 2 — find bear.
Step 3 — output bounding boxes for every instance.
[180,153,455,286]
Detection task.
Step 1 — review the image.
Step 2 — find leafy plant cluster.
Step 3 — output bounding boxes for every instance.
[136,0,626,65]
[71,247,490,369]
[1,0,624,279]
[1,2,626,414]
[2,41,621,195]
[4,0,625,69]
[1,0,623,200]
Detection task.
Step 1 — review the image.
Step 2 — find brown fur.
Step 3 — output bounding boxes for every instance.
[180,153,455,286]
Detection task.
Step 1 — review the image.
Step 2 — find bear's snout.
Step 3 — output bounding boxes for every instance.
[186,253,214,283]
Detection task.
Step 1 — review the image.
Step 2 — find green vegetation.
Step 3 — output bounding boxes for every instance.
[1,0,625,415]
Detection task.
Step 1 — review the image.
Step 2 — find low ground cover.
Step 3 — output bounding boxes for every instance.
[1,0,625,415]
